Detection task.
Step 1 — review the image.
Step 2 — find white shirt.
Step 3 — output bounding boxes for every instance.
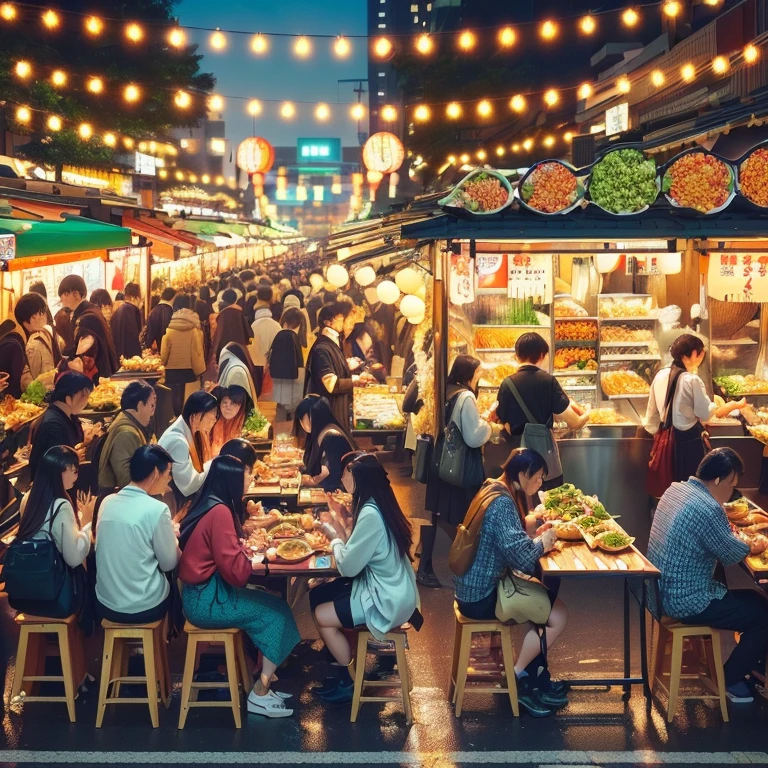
[25,496,90,568]
[250,308,281,367]
[645,367,718,434]
[158,415,210,497]
[95,485,180,614]
[322,327,341,345]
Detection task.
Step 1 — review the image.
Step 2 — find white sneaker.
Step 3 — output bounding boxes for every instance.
[247,690,294,718]
[272,690,293,700]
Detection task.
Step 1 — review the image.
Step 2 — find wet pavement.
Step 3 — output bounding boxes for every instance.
[2,457,768,768]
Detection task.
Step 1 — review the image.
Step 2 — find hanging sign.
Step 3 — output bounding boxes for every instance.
[508,253,553,303]
[450,249,474,305]
[0,233,15,267]
[707,253,768,303]
[475,252,508,293]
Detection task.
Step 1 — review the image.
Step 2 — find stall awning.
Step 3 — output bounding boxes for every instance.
[123,215,205,260]
[0,214,131,260]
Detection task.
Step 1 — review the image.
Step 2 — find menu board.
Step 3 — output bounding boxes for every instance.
[508,253,553,304]
[707,252,768,303]
[22,258,105,314]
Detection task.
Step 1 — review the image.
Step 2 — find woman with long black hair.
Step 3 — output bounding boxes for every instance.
[210,384,252,455]
[294,395,354,492]
[217,342,259,407]
[9,445,93,617]
[310,451,419,703]
[178,455,300,719]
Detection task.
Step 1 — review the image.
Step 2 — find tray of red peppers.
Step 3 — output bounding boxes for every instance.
[737,143,768,208]
[518,160,585,215]
[662,149,735,214]
[439,167,513,215]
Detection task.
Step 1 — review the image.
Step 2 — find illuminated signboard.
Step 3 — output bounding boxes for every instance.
[297,138,341,163]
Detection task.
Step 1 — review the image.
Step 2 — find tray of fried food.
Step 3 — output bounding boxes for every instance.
[252,459,281,485]
[87,378,128,411]
[0,395,44,431]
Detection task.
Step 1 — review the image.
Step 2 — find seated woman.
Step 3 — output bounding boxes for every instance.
[178,455,300,718]
[454,448,567,717]
[95,445,180,624]
[294,395,354,492]
[310,452,419,703]
[158,390,218,511]
[210,384,252,456]
[8,446,93,618]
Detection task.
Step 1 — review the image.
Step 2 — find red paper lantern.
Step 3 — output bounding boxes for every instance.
[236,137,275,174]
[363,132,404,174]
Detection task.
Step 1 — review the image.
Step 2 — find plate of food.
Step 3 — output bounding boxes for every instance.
[594,531,635,553]
[554,520,583,541]
[271,538,315,564]
[724,498,750,523]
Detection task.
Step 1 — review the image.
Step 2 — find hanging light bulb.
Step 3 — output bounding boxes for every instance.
[680,62,696,82]
[215,175,224,185]
[15,60,31,79]
[622,8,639,27]
[294,36,311,57]
[208,94,224,111]
[458,30,476,51]
[210,30,227,50]
[498,27,516,47]
[578,83,593,99]
[42,9,59,28]
[85,16,103,35]
[175,171,184,181]
[124,84,141,103]
[617,76,631,94]
[78,123,93,140]
[15,106,31,123]
[523,138,533,151]
[477,99,493,118]
[564,131,574,143]
[158,169,167,179]
[350,103,366,120]
[247,99,262,116]
[315,103,330,121]
[540,20,557,40]
[103,132,117,147]
[663,1,681,17]
[381,105,397,122]
[251,33,268,54]
[495,146,505,157]
[125,23,144,43]
[510,94,526,113]
[174,90,191,108]
[201,174,211,184]
[280,101,296,119]
[446,102,462,119]
[651,69,666,87]
[413,105,431,122]
[459,153,470,164]
[476,149,487,161]
[544,89,559,107]
[580,15,596,34]
[189,173,198,184]
[0,3,17,21]
[374,37,393,58]
[447,155,457,164]
[704,0,721,4]
[415,34,433,55]
[543,135,555,148]
[168,27,186,48]
[744,44,759,64]
[87,76,104,94]
[51,69,67,87]
[47,115,62,131]
[712,55,730,74]
[123,137,135,150]
[334,36,351,58]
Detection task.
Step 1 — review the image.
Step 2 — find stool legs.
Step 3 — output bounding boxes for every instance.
[57,626,77,723]
[224,636,243,729]
[666,631,684,723]
[709,632,729,723]
[236,633,250,692]
[350,631,368,723]
[178,635,198,730]
[453,625,473,717]
[10,627,31,702]
[499,627,520,717]
[141,629,160,729]
[393,634,413,725]
[95,631,116,728]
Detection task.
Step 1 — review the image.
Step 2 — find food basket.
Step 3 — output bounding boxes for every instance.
[586,148,659,215]
[518,160,585,216]
[662,148,735,215]
[594,531,635,553]
[439,167,513,216]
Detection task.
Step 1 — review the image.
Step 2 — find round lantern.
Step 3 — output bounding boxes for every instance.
[326,263,349,288]
[400,294,425,319]
[408,311,425,325]
[395,267,423,294]
[309,273,325,290]
[376,279,400,305]
[362,132,405,174]
[236,137,275,174]
[354,265,376,286]
[415,283,427,300]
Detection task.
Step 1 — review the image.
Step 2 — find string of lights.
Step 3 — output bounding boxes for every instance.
[0,0,725,61]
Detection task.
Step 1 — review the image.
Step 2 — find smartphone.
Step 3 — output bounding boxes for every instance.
[314,555,332,569]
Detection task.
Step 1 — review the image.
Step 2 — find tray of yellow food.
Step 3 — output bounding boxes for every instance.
[86,378,129,412]
[601,370,651,397]
[117,352,165,375]
[587,408,633,426]
[554,346,597,371]
[478,362,519,387]
[0,396,44,431]
[598,295,655,320]
[747,424,768,445]
[600,325,656,343]
[473,326,528,351]
[554,319,598,342]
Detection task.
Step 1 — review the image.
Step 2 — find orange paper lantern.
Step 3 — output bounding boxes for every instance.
[236,137,275,174]
[363,132,404,174]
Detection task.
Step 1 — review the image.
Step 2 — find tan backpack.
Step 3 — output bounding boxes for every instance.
[448,480,510,576]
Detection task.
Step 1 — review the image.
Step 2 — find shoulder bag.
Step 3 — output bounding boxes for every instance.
[412,433,433,484]
[496,569,552,625]
[646,369,680,498]
[504,379,563,479]
[436,392,485,488]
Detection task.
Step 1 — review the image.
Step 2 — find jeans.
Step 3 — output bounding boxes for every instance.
[680,589,768,685]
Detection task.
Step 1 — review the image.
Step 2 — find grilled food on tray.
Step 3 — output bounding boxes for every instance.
[275,538,313,562]
[120,354,164,372]
[0,396,43,430]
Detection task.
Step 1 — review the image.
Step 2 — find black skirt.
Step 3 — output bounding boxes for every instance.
[673,422,708,483]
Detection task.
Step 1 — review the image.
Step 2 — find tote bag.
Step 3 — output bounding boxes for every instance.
[495,570,552,625]
[436,392,484,488]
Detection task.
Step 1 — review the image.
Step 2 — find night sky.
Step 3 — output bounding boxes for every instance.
[179,0,368,150]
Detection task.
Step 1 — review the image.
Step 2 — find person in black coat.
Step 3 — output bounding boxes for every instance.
[0,320,31,398]
[145,287,176,352]
[110,282,144,361]
[269,308,305,419]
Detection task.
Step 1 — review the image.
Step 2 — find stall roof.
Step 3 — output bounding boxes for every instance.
[123,215,207,259]
[0,214,131,258]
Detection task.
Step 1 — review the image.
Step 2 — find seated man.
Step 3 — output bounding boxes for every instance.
[648,447,768,704]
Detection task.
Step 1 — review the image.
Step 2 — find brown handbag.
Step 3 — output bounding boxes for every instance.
[448,479,509,576]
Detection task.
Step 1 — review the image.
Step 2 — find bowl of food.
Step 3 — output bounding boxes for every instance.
[595,531,634,553]
[554,520,583,541]
[275,538,314,563]
[519,160,585,216]
[439,168,514,216]
[587,148,659,215]
[663,149,735,214]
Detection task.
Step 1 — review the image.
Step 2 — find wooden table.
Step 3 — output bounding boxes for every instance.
[251,554,338,608]
[540,541,660,698]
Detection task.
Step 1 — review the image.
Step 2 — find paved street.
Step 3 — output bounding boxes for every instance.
[1,458,768,768]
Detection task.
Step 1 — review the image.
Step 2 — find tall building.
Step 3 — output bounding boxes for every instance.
[171,114,232,182]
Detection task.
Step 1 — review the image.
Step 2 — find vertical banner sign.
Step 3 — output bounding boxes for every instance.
[449,251,474,305]
[475,253,509,293]
[707,253,768,302]
[508,253,553,303]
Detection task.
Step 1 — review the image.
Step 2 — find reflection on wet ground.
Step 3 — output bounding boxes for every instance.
[1,460,767,767]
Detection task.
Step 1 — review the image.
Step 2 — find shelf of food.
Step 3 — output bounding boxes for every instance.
[554,318,599,342]
[598,294,656,321]
[553,369,598,376]
[353,390,405,431]
[600,354,662,362]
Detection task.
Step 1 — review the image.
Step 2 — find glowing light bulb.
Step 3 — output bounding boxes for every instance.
[125,23,144,43]
[251,33,268,54]
[78,123,93,140]
[1,3,16,21]
[496,146,505,157]
[85,16,103,35]
[158,169,168,179]
[447,155,456,164]
[477,99,492,118]
[458,30,476,51]
[15,106,31,123]
[374,37,393,58]
[175,171,184,181]
[580,15,596,34]
[510,94,526,113]
[544,135,555,148]
[540,20,557,41]
[103,132,116,147]
[681,63,696,82]
[215,175,224,185]
[498,27,516,47]
[511,143,520,152]
[351,103,365,120]
[123,137,134,150]
[523,138,533,151]
[622,8,639,27]
[744,44,759,64]
[663,1,681,17]
[51,70,67,87]
[168,28,186,48]
[381,105,397,122]
[476,150,487,161]
[294,36,311,57]
[712,55,730,74]
[578,83,593,99]
[544,89,559,107]
[124,84,141,103]
[280,102,296,119]
[446,102,462,119]
[47,115,62,131]
[416,34,433,55]
[15,60,31,79]
[210,30,226,50]
[651,69,666,87]
[189,174,198,184]
[247,99,262,116]
[87,77,104,94]
[704,0,721,4]
[564,132,574,143]
[315,103,330,121]
[174,90,191,109]
[617,76,631,94]
[334,36,350,58]
[459,153,470,164]
[201,174,210,184]
[414,105,431,122]
[208,94,224,111]
[42,9,59,28]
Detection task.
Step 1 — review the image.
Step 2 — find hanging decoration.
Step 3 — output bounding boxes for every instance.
[363,132,405,175]
[236,137,275,174]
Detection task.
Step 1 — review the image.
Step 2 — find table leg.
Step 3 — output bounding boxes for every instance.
[623,577,631,698]
[638,578,651,700]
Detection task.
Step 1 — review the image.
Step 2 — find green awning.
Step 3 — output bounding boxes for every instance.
[0,214,131,258]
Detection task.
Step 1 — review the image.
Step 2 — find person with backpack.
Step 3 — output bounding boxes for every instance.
[451,448,567,717]
[5,445,94,618]
[420,355,492,588]
[13,292,60,385]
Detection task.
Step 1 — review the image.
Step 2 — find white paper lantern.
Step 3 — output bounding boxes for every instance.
[354,265,376,286]
[595,254,621,274]
[658,252,682,275]
[326,263,349,288]
[376,279,400,305]
[407,311,425,325]
[415,283,427,300]
[395,267,423,294]
[400,294,426,319]
[309,273,325,290]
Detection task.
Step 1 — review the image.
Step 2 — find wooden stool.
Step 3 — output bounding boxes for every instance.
[178,621,250,729]
[96,618,170,728]
[350,628,413,724]
[11,613,86,722]
[651,617,728,723]
[449,601,519,717]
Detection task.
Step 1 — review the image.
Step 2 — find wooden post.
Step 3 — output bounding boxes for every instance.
[432,239,448,434]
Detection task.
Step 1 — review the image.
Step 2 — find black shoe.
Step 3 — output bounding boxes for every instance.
[538,686,569,709]
[416,570,443,589]
[515,676,553,718]
[319,679,354,704]
[312,677,339,696]
[526,655,568,697]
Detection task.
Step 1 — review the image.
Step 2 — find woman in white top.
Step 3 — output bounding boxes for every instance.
[646,334,747,489]
[310,452,420,704]
[8,445,94,618]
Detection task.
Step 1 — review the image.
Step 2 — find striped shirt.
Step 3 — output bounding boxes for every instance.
[647,477,749,619]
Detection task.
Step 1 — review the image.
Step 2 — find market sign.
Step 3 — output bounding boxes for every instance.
[134,152,157,176]
[297,138,341,163]
[450,251,474,305]
[707,253,768,303]
[605,102,629,137]
[0,233,15,267]
[508,253,553,303]
[475,253,508,293]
